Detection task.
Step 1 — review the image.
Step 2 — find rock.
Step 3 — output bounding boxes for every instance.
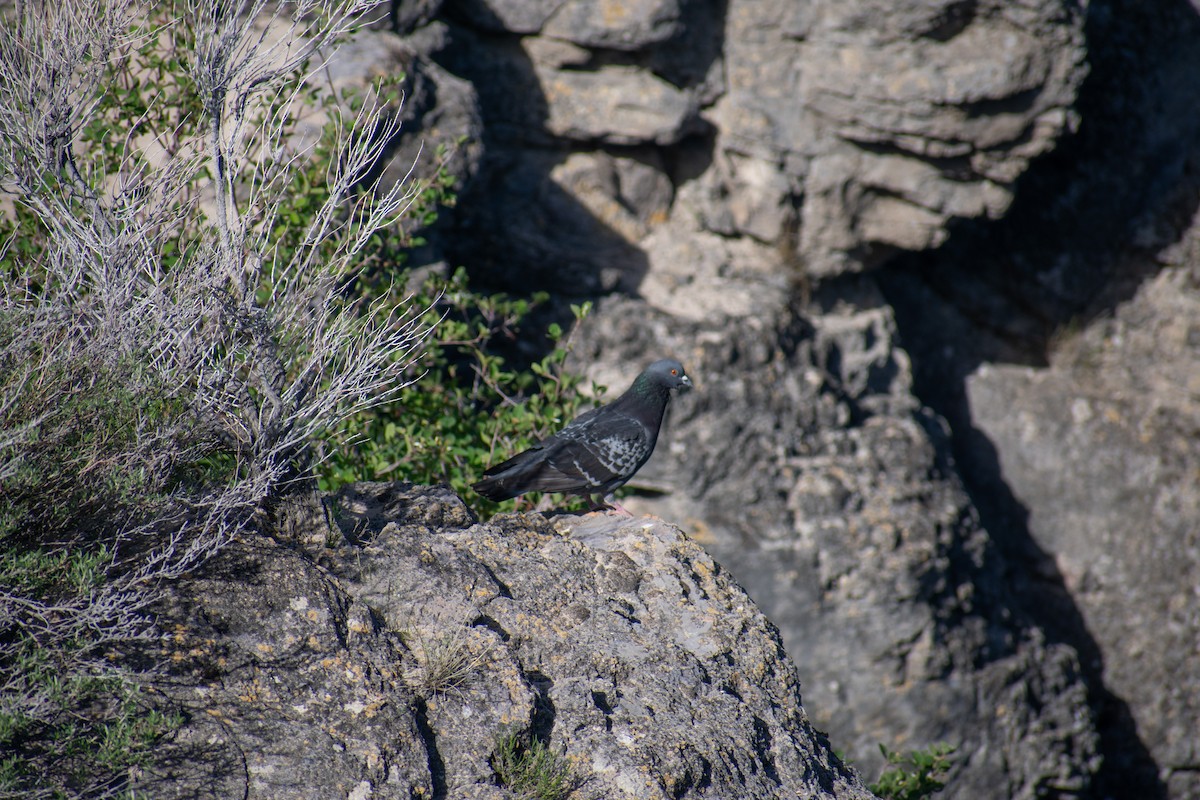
[452,0,567,34]
[965,257,1200,798]
[453,148,653,294]
[318,0,1200,795]
[409,0,1085,292]
[638,219,790,321]
[334,481,479,531]
[544,151,676,247]
[138,484,875,800]
[531,60,700,146]
[387,0,445,35]
[140,535,435,799]
[542,0,683,50]
[550,150,674,242]
[691,0,1087,278]
[800,1,1082,166]
[570,288,1102,794]
[870,2,1200,795]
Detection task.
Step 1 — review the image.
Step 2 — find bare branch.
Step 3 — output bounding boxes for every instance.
[0,2,435,792]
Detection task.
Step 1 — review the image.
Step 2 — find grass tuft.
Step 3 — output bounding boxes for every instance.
[492,730,578,800]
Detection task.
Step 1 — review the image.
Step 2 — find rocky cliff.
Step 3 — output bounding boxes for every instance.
[136,483,874,799]
[311,0,1198,797]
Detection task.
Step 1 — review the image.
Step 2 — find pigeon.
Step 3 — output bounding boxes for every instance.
[472,358,692,512]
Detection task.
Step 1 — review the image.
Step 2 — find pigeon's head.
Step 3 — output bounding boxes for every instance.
[643,358,693,393]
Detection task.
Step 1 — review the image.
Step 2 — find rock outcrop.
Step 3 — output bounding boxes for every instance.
[138,483,874,800]
[315,0,1200,796]
[396,0,1086,290]
[571,291,1102,799]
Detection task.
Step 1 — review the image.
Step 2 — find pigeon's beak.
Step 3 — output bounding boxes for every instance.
[679,374,693,391]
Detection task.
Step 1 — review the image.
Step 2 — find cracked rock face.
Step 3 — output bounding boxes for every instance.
[269,0,1200,795]
[402,0,1085,287]
[138,484,874,800]
[964,258,1200,798]
[570,289,1102,797]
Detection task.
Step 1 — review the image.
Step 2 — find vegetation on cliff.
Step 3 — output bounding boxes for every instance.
[0,1,587,795]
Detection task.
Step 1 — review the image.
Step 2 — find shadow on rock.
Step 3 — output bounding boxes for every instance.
[877,1,1200,796]
[423,0,725,317]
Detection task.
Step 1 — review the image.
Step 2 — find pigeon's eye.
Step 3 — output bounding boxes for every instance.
[671,369,678,375]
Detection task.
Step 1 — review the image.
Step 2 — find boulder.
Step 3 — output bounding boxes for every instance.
[965,254,1200,798]
[571,290,1102,795]
[138,484,875,800]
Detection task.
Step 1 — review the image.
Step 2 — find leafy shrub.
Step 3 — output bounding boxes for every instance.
[316,266,603,516]
[0,0,432,795]
[244,44,600,517]
[0,0,596,791]
[870,742,956,800]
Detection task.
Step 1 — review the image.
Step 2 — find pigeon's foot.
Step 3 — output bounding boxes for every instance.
[601,494,634,516]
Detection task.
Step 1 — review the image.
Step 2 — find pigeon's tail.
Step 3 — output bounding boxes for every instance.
[470,473,518,501]
[471,448,544,501]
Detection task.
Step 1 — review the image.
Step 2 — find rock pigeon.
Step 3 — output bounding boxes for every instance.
[472,358,692,511]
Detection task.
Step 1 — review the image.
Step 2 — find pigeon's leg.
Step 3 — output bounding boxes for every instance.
[603,494,634,516]
[578,493,633,516]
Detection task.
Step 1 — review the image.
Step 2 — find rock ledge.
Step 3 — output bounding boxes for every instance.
[140,482,874,800]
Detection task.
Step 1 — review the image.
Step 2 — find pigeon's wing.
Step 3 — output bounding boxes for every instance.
[474,405,604,483]
[472,434,608,498]
[547,406,653,492]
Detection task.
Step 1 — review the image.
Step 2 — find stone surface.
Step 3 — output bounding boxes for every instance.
[965,255,1200,799]
[871,3,1200,796]
[542,0,683,50]
[452,0,566,34]
[327,0,1200,796]
[138,483,875,800]
[532,60,700,146]
[405,0,1088,300]
[569,289,1102,797]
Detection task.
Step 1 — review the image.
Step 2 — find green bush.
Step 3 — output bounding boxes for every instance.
[870,742,956,800]
[244,44,600,518]
[0,324,211,800]
[316,266,603,516]
[2,0,597,792]
[0,1,441,795]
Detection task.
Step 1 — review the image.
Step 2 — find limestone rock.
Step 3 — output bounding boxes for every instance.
[870,4,1200,794]
[317,0,1200,796]
[965,258,1200,798]
[542,0,683,50]
[571,291,1103,794]
[138,483,875,800]
[409,0,1085,293]
[452,0,566,34]
[531,59,700,146]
